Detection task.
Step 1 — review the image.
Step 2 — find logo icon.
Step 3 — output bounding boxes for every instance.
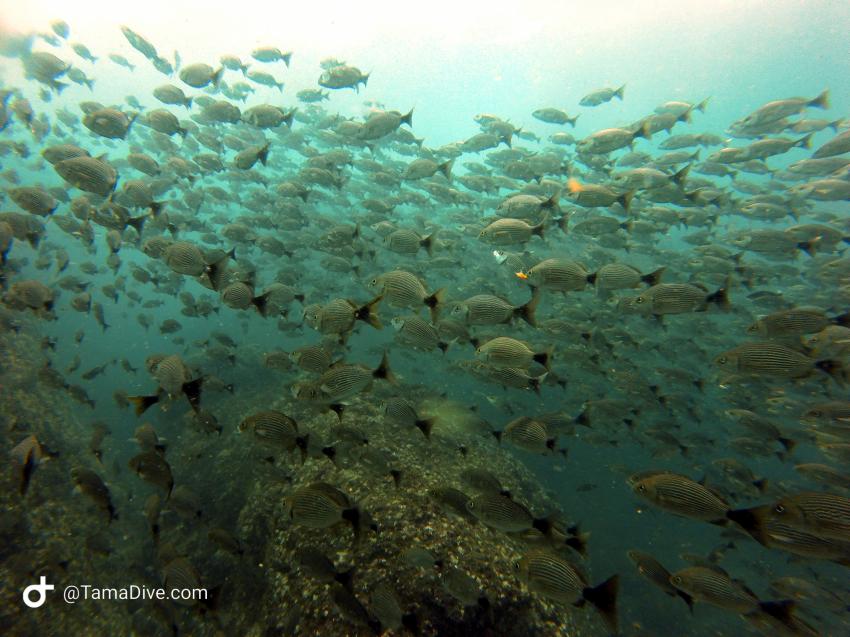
[23,576,54,608]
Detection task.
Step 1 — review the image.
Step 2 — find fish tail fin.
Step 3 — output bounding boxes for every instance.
[128,393,160,416]
[618,190,635,212]
[810,89,830,109]
[777,436,796,454]
[401,108,414,127]
[796,133,813,149]
[705,279,731,311]
[342,506,362,540]
[251,292,271,317]
[357,294,383,329]
[211,66,224,87]
[757,600,798,631]
[634,120,651,141]
[752,477,769,494]
[564,527,589,556]
[515,288,540,327]
[641,266,666,286]
[614,84,625,100]
[542,189,561,210]
[797,236,820,256]
[726,507,770,545]
[832,311,850,327]
[425,288,446,322]
[415,418,434,440]
[556,214,569,234]
[438,159,453,181]
[373,351,396,384]
[816,359,845,385]
[583,575,619,634]
[533,345,554,371]
[529,373,544,394]
[258,142,270,166]
[126,213,148,235]
[328,403,345,421]
[421,233,435,256]
[567,114,579,127]
[829,119,843,132]
[181,377,203,412]
[678,590,695,613]
[671,163,691,187]
[695,97,710,112]
[532,215,546,240]
[185,97,193,109]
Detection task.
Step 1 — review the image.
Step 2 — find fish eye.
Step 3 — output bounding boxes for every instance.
[635,297,644,304]
[671,575,681,585]
[718,356,727,364]
[636,484,646,492]
[774,504,785,514]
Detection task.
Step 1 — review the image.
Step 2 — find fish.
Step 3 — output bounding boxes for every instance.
[239,411,308,460]
[627,549,694,612]
[630,471,730,523]
[476,336,552,370]
[714,342,844,382]
[451,290,539,327]
[669,566,808,633]
[516,550,619,633]
[367,270,444,322]
[128,451,174,496]
[284,482,368,539]
[71,467,117,522]
[11,435,58,495]
[579,84,625,107]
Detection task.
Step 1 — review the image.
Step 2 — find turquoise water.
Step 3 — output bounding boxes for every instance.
[1,3,849,636]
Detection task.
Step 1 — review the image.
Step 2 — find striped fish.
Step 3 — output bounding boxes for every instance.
[391,315,449,352]
[478,217,546,246]
[8,186,58,216]
[285,482,363,537]
[748,307,850,337]
[475,336,552,370]
[517,550,619,633]
[498,417,558,454]
[668,566,759,613]
[54,155,118,196]
[162,557,202,606]
[459,361,547,393]
[384,228,435,256]
[239,411,306,457]
[368,270,444,322]
[772,492,850,541]
[290,344,333,373]
[315,352,395,402]
[220,282,255,309]
[382,397,434,438]
[163,241,206,276]
[624,281,729,315]
[525,258,594,292]
[630,472,729,522]
[451,290,539,327]
[595,263,666,292]
[627,550,694,612]
[715,342,843,381]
